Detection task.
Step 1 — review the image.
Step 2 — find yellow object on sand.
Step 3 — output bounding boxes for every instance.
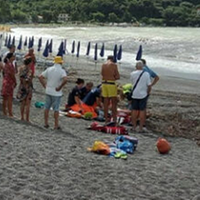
[87,141,110,155]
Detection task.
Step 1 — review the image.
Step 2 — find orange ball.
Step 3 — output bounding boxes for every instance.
[156,138,171,154]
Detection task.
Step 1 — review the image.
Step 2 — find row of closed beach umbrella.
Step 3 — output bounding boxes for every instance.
[3,34,143,62]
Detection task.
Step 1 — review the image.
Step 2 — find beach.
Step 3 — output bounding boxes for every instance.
[0,54,200,200]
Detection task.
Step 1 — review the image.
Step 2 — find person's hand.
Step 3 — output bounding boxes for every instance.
[56,86,61,91]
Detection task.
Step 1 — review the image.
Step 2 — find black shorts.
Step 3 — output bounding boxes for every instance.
[131,96,148,111]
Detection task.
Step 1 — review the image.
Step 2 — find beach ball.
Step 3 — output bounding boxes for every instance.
[156,138,171,154]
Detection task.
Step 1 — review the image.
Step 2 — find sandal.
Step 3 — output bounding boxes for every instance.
[54,126,61,130]
[44,125,49,129]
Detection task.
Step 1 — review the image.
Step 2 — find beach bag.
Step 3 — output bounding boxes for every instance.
[35,101,45,108]
[156,138,171,154]
[87,141,110,155]
[115,136,138,153]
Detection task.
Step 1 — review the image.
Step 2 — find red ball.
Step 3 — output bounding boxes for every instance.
[156,138,171,154]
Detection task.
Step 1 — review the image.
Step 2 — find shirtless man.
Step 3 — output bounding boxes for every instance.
[101,55,120,125]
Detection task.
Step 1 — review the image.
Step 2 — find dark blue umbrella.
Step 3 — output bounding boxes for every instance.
[37,37,42,52]
[94,43,98,61]
[31,36,34,48]
[71,40,75,54]
[4,35,8,46]
[28,37,32,49]
[57,41,64,57]
[136,45,142,60]
[76,41,80,58]
[113,44,118,63]
[12,36,15,46]
[43,40,49,58]
[24,36,27,47]
[17,35,22,50]
[49,39,53,53]
[99,43,105,58]
[7,35,11,48]
[86,41,91,56]
[63,39,67,54]
[117,45,122,61]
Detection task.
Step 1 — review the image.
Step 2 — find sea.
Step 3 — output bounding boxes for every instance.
[2,26,200,80]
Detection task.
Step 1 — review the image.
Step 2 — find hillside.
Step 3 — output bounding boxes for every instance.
[0,0,200,26]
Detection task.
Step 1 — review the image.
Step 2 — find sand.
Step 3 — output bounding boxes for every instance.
[0,54,200,200]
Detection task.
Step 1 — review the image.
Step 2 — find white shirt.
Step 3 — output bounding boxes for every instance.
[42,64,67,96]
[130,70,151,99]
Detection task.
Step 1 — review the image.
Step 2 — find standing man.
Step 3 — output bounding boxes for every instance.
[141,58,159,86]
[130,61,151,132]
[101,55,120,125]
[39,56,67,130]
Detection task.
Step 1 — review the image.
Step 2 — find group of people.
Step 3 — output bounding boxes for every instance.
[0,45,36,122]
[0,44,159,132]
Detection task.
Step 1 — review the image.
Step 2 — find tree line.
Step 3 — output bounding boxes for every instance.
[0,0,200,26]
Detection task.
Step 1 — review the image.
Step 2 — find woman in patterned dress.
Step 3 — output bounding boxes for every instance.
[16,57,33,122]
[1,53,17,117]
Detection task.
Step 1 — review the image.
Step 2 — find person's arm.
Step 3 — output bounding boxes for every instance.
[151,75,159,87]
[38,74,46,89]
[114,64,120,80]
[56,76,67,91]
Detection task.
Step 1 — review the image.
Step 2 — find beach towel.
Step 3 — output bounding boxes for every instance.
[88,122,128,135]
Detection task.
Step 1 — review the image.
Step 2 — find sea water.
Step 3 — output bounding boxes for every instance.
[5,26,200,79]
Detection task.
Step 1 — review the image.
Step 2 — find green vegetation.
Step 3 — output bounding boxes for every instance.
[0,0,200,26]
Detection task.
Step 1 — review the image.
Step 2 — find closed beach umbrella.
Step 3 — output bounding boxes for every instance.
[24,36,27,47]
[136,45,142,60]
[28,37,32,49]
[76,41,80,58]
[17,35,22,50]
[4,35,8,46]
[12,36,15,46]
[43,40,49,58]
[117,45,122,61]
[86,41,91,56]
[99,43,105,58]
[57,41,64,57]
[49,39,53,53]
[7,35,11,48]
[37,37,42,52]
[71,40,75,54]
[113,44,118,63]
[94,43,98,61]
[30,36,34,48]
[63,39,67,54]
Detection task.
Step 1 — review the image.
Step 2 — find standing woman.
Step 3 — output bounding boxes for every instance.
[16,57,33,122]
[1,53,17,117]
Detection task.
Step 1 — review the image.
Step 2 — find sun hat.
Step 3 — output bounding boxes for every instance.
[54,56,63,64]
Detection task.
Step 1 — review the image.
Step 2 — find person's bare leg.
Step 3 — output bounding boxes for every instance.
[20,100,26,120]
[111,97,117,125]
[54,111,59,129]
[103,97,109,125]
[2,96,7,116]
[44,109,49,127]
[131,110,138,130]
[139,110,146,131]
[25,97,31,122]
[8,96,13,117]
